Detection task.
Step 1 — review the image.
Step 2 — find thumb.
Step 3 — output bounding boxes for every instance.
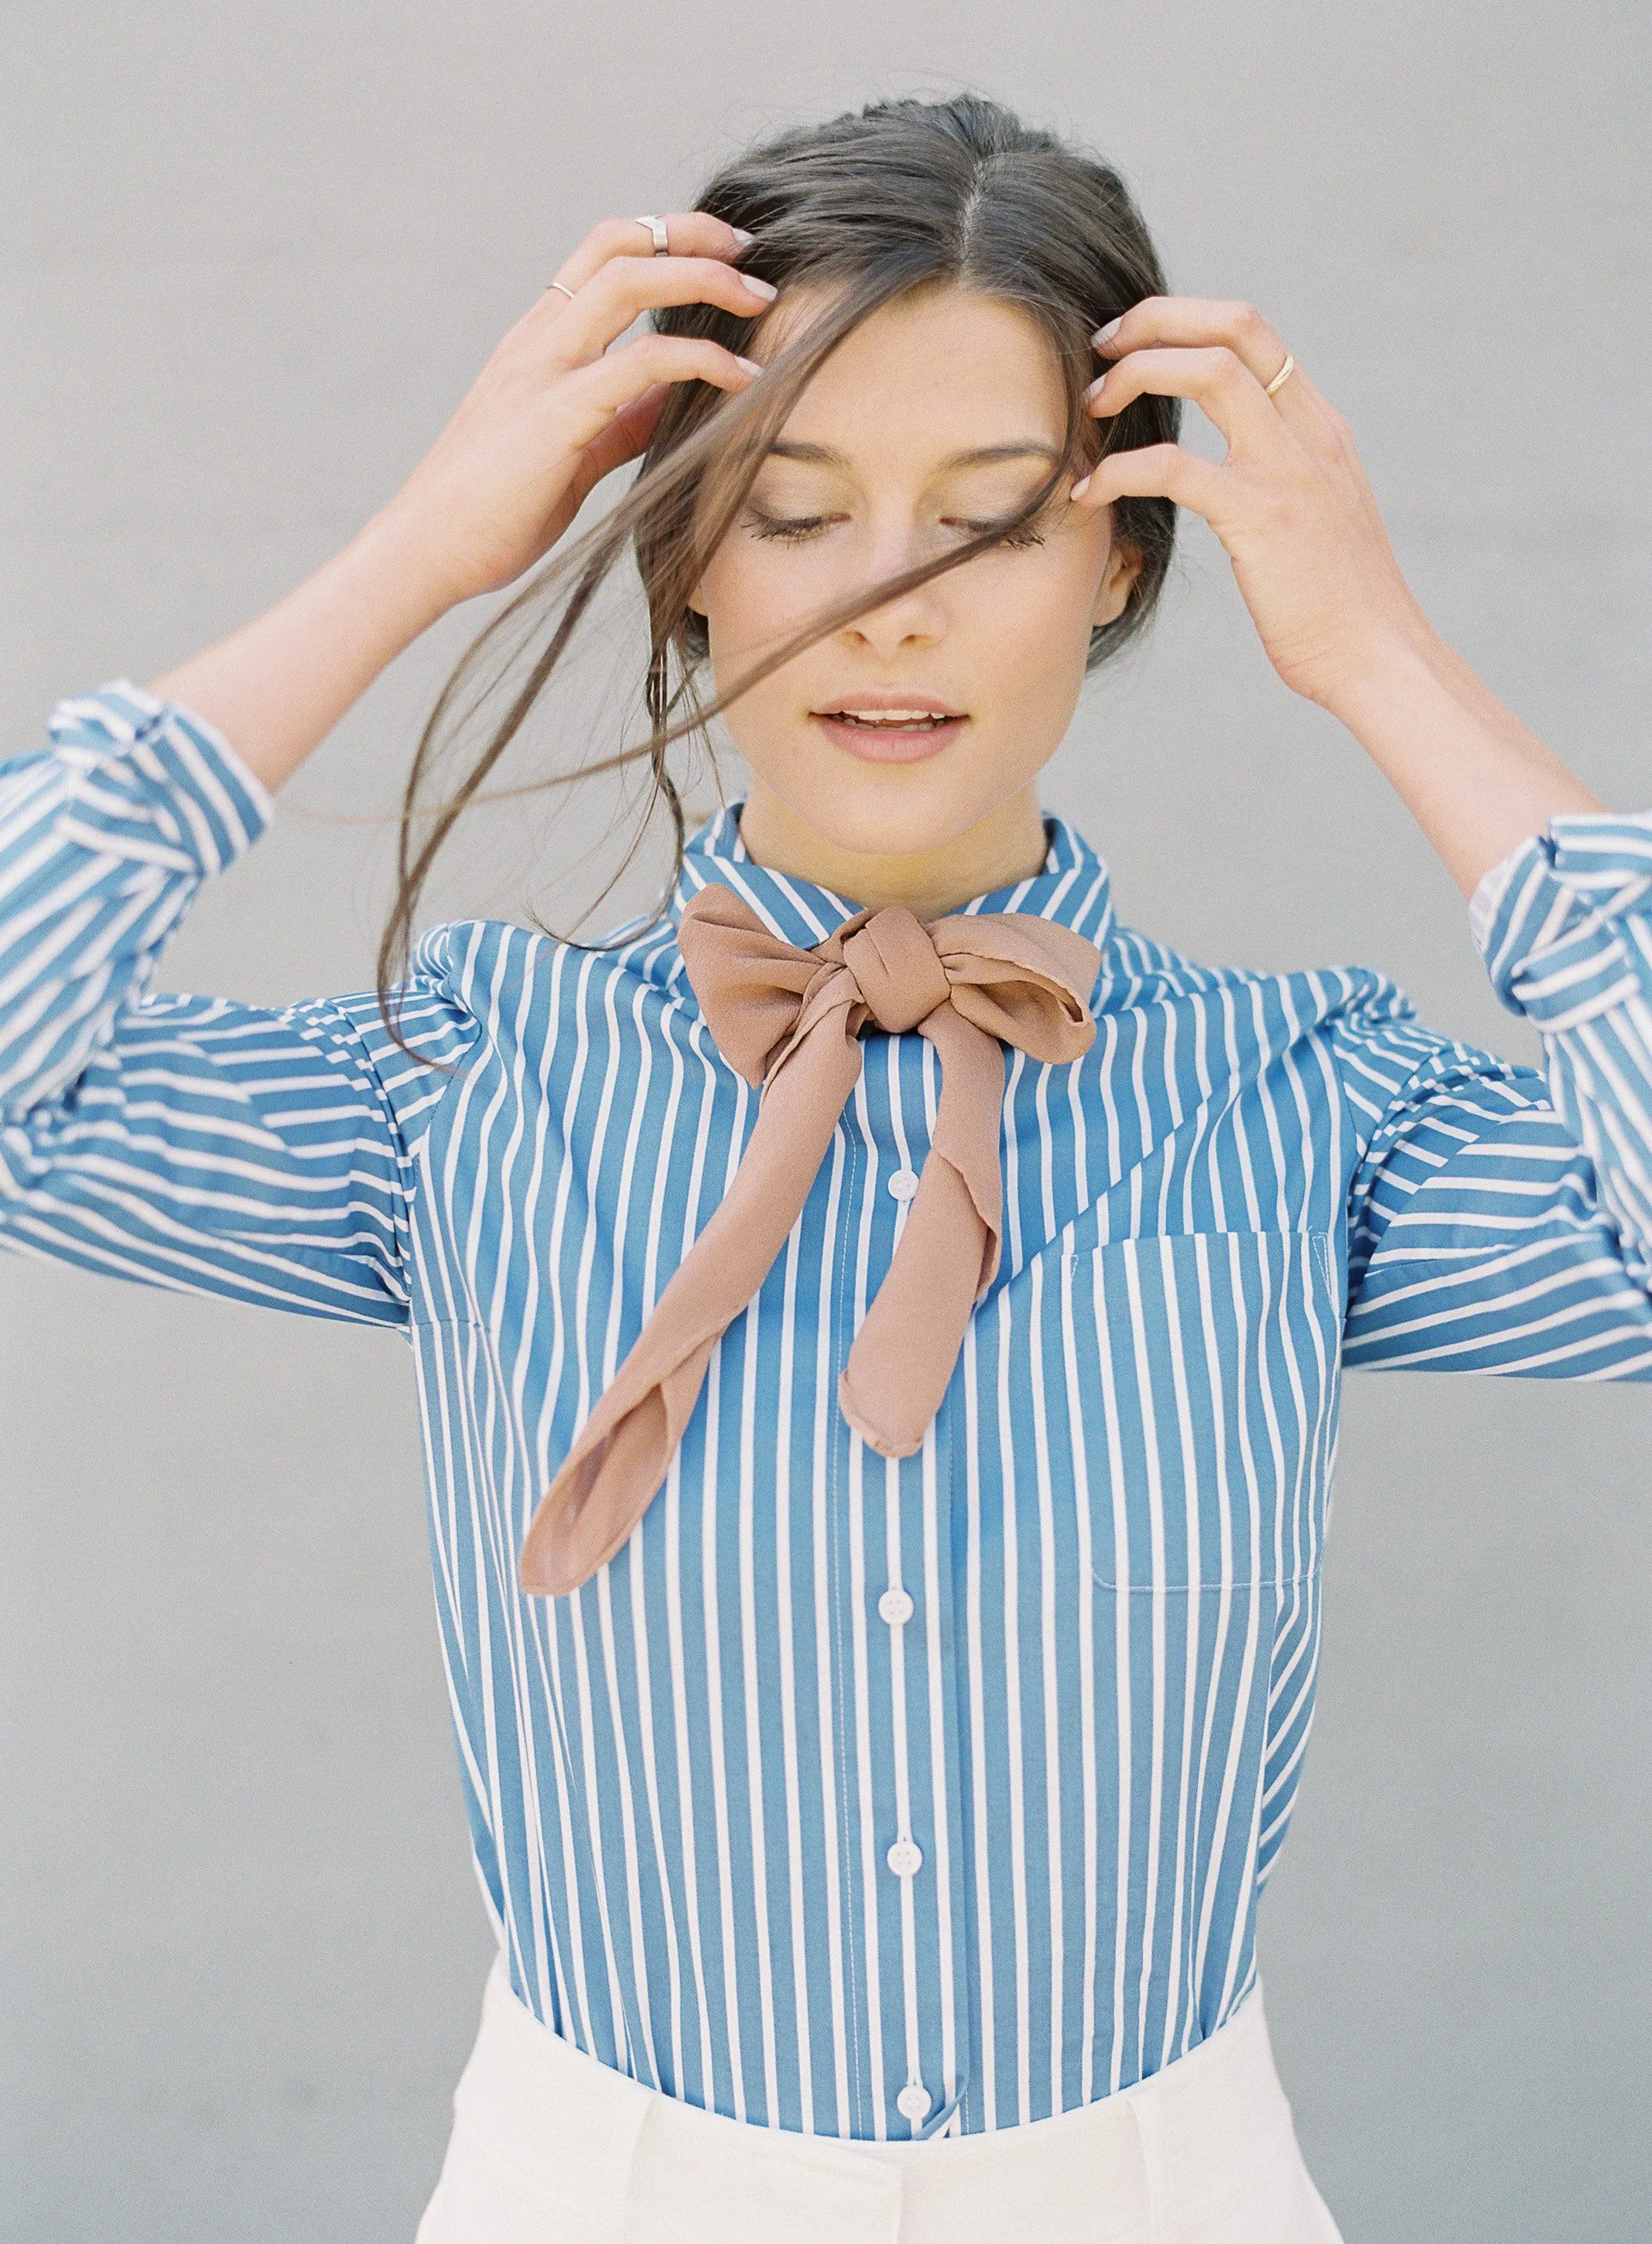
[573,383,669,501]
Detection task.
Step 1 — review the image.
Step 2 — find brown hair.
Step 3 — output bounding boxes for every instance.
[377,91,1180,1044]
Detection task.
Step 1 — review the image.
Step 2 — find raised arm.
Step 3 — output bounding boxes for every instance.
[0,682,474,1321]
[2,214,770,1318]
[1072,292,1650,1375]
[145,210,771,791]
[1325,813,1652,1379]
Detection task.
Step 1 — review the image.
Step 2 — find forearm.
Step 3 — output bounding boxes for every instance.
[1319,629,1606,902]
[145,504,458,794]
[139,214,769,797]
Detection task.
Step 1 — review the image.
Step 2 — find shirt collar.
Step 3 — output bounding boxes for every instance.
[669,800,1117,961]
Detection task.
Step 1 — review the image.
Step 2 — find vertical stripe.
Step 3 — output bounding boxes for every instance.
[5,682,1652,2140]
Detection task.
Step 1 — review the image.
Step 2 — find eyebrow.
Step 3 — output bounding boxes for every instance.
[765,440,1062,470]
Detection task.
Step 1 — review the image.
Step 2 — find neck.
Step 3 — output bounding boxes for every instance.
[735,780,1049,923]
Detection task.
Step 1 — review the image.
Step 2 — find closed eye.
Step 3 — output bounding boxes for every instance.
[740,509,1046,549]
[742,511,831,542]
[971,519,1046,549]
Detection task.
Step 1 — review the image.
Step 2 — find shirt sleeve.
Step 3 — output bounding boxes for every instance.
[1329,806,1652,1380]
[0,682,474,1326]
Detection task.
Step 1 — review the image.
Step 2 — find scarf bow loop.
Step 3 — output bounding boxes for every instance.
[517,881,1100,1596]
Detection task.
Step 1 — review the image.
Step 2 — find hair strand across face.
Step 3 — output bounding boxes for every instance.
[376,91,1179,1056]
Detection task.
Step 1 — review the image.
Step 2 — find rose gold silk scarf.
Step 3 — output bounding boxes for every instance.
[517,883,1101,1596]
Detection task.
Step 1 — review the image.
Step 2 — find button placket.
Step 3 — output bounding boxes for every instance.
[866,1031,959,2140]
[882,1041,925,1246]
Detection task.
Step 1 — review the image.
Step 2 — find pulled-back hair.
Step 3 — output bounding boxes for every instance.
[378,92,1180,1041]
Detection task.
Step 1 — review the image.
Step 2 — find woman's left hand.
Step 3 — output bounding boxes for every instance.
[1072,297,1432,710]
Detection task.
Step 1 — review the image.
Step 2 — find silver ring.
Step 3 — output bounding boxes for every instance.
[545,280,576,302]
[1264,351,1296,398]
[633,213,671,255]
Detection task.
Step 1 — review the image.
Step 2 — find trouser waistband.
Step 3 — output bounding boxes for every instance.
[418,1955,1339,2244]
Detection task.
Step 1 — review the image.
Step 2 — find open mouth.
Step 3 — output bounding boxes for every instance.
[809,706,968,763]
[817,709,958,731]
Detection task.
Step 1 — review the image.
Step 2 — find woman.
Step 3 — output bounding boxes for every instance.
[4,91,1647,2244]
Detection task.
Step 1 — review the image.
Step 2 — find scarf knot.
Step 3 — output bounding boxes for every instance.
[517,880,1101,1596]
[834,905,953,1034]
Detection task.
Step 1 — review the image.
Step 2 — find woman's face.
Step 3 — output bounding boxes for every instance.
[690,282,1141,868]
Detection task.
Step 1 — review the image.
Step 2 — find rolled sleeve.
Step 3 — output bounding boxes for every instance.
[1471,807,1652,1031]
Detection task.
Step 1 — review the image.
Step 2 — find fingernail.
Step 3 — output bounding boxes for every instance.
[1069,475,1091,501]
[741,274,778,300]
[1084,374,1108,402]
[736,357,764,375]
[731,227,756,246]
[1091,316,1123,346]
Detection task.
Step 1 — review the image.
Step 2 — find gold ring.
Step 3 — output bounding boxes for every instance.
[545,280,576,302]
[1264,351,1296,398]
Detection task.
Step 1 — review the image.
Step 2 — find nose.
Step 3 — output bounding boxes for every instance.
[840,582,946,656]
[836,536,949,656]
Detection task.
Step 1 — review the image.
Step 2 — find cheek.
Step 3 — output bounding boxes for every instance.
[956,549,1103,686]
[693,555,812,771]
[697,540,822,647]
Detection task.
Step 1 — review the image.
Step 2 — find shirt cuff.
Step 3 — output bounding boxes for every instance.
[1469,806,1652,1029]
[46,679,276,878]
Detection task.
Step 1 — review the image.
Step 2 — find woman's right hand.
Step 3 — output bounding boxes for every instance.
[379,210,774,609]
[145,211,775,792]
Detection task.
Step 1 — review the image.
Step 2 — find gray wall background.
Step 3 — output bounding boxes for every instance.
[2,4,1649,2239]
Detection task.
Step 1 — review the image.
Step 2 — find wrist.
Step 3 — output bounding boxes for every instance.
[1312,625,1603,904]
[342,503,467,640]
[1308,617,1453,729]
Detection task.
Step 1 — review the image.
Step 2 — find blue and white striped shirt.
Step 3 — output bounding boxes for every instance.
[5,681,1651,2140]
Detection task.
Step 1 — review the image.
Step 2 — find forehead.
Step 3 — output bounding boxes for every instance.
[754,284,1068,465]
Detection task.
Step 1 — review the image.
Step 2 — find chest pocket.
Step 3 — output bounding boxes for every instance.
[1032,1226,1342,1592]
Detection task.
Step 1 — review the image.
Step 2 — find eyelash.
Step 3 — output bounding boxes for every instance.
[742,510,1046,551]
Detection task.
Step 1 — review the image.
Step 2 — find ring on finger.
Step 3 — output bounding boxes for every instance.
[1264,351,1296,398]
[633,213,671,255]
[545,279,577,301]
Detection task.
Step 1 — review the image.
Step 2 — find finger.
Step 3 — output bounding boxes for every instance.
[1070,440,1232,523]
[1093,296,1288,392]
[563,383,672,511]
[559,332,761,436]
[587,382,671,473]
[549,210,753,298]
[1093,294,1349,467]
[1088,344,1298,462]
[542,254,778,367]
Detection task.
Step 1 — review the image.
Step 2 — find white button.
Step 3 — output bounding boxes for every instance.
[887,1168,920,1202]
[878,1587,915,1627]
[886,1836,924,1879]
[896,2083,932,2123]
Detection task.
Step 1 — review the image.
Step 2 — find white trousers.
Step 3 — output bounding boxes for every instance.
[416,1953,1344,2244]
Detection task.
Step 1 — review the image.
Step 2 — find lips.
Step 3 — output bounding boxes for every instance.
[809,703,967,765]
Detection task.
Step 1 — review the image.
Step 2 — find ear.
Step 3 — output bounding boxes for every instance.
[1091,533,1144,629]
